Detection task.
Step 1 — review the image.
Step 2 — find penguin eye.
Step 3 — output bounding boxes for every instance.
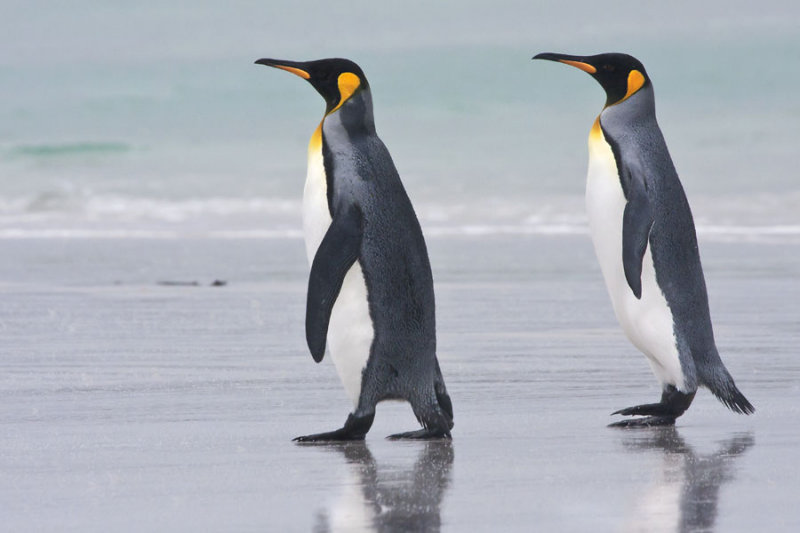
[602,64,615,72]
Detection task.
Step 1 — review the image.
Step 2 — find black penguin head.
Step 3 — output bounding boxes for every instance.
[533,52,650,107]
[255,57,369,114]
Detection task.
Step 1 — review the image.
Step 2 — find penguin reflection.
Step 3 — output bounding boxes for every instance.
[621,428,754,533]
[313,441,454,532]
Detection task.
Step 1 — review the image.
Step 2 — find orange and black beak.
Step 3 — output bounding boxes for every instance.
[533,52,649,107]
[533,52,597,74]
[255,57,368,115]
[254,58,312,80]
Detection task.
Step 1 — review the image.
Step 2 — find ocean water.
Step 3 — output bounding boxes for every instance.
[2,0,799,240]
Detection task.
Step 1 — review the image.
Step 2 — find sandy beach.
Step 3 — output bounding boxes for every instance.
[2,234,797,531]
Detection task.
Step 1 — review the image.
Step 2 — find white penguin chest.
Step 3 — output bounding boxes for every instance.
[586,126,684,389]
[304,137,373,407]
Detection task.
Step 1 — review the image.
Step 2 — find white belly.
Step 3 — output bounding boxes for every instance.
[586,131,685,389]
[304,146,373,407]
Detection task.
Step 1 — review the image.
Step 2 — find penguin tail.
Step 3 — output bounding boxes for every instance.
[704,367,755,415]
[434,382,454,430]
[407,363,454,436]
[434,360,454,427]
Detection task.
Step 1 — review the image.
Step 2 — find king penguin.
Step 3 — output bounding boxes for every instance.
[532,52,754,426]
[255,57,454,441]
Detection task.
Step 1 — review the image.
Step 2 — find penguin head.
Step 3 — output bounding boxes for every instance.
[533,52,650,108]
[255,57,370,115]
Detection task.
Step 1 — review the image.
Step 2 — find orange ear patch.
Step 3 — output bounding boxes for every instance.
[622,70,645,101]
[329,72,362,114]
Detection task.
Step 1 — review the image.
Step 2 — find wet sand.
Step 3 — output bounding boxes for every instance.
[1,235,798,531]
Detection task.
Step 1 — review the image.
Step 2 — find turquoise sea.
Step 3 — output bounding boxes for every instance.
[2,1,799,239]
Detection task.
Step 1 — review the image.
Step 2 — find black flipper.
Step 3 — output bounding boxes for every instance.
[305,204,364,362]
[621,172,654,300]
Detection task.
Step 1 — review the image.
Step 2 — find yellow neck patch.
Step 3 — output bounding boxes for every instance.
[621,69,645,103]
[311,73,362,153]
[590,115,603,140]
[329,72,361,114]
[308,120,323,154]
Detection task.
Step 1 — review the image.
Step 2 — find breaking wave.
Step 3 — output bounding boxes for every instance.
[0,192,798,242]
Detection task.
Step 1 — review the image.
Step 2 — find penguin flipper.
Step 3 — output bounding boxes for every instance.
[305,204,363,362]
[621,175,654,299]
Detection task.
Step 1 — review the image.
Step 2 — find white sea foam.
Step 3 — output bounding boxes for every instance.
[0,229,178,239]
[1,223,799,242]
[0,193,798,242]
[0,193,300,220]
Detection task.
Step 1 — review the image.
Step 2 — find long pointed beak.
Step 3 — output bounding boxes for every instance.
[254,58,311,79]
[532,52,597,74]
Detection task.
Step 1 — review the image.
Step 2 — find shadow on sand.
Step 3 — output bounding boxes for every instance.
[311,440,454,532]
[620,427,754,532]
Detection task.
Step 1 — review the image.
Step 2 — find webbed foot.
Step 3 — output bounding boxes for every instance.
[387,427,452,440]
[608,415,677,428]
[609,386,696,428]
[293,412,374,443]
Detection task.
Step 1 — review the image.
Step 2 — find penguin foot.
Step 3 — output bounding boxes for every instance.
[293,412,374,443]
[608,415,677,428]
[386,427,452,440]
[611,402,674,417]
[293,428,365,443]
[611,387,696,422]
